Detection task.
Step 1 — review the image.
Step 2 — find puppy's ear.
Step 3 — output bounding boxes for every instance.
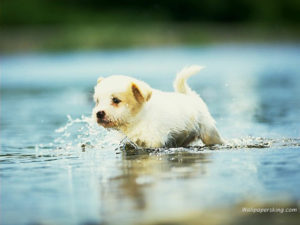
[94,77,104,101]
[131,81,152,103]
[97,77,104,84]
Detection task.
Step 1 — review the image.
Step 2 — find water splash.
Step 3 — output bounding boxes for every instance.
[55,115,121,150]
[35,114,300,156]
[34,114,121,156]
[120,136,300,156]
[223,136,300,149]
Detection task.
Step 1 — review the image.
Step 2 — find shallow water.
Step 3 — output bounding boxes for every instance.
[1,44,300,225]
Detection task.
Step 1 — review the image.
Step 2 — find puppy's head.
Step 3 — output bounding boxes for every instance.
[92,75,152,129]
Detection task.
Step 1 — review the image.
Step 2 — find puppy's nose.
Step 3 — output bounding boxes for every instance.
[96,111,105,119]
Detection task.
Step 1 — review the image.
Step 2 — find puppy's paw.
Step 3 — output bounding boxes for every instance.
[119,138,139,151]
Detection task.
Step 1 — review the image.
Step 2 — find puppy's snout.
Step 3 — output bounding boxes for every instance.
[96,111,105,119]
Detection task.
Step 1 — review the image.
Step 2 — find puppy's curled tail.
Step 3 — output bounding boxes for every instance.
[174,65,205,95]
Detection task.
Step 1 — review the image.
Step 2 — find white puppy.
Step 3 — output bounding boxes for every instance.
[92,65,224,148]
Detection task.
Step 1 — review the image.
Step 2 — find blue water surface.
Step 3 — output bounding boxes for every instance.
[1,44,300,225]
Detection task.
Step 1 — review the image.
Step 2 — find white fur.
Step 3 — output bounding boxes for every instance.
[93,65,224,148]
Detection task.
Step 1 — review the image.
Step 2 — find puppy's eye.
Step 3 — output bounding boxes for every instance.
[112,97,121,104]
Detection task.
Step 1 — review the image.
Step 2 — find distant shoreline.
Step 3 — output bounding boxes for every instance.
[1,23,300,53]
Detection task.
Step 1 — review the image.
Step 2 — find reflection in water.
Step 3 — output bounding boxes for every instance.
[98,146,300,225]
[100,151,210,223]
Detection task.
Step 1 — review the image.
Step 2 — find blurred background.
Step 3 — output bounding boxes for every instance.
[1,0,300,52]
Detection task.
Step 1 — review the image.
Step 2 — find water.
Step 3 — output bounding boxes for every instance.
[1,44,300,225]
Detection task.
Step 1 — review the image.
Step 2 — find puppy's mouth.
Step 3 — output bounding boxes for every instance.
[97,118,114,128]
